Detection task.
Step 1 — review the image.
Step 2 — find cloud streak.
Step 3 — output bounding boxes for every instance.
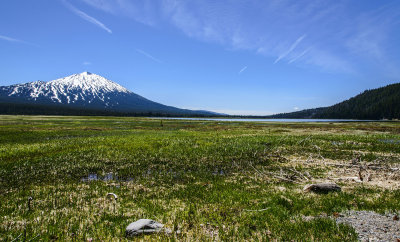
[136,49,163,63]
[63,0,112,34]
[288,48,310,64]
[0,35,23,43]
[238,66,247,74]
[274,35,306,64]
[0,34,36,46]
[81,0,157,25]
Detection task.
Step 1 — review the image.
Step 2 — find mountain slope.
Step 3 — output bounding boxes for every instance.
[268,83,400,120]
[0,72,218,116]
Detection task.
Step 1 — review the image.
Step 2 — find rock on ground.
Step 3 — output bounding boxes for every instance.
[125,219,171,237]
[303,183,341,193]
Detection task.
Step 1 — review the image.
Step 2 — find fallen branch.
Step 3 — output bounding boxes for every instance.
[28,234,40,242]
[244,208,270,212]
[324,163,399,171]
[250,164,301,184]
[262,170,301,184]
[273,175,301,184]
[11,233,22,242]
[288,168,309,181]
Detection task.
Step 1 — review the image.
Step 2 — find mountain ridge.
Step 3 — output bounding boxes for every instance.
[266,82,400,120]
[0,72,219,116]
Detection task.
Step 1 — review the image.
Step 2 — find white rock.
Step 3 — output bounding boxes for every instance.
[125,219,171,237]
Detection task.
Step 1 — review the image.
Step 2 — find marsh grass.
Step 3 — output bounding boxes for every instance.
[0,116,399,240]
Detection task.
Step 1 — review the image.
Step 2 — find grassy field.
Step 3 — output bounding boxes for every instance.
[0,115,399,241]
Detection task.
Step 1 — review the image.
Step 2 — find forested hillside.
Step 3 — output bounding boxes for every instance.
[269,83,400,120]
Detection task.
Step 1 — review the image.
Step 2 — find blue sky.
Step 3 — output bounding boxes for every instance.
[1,0,400,115]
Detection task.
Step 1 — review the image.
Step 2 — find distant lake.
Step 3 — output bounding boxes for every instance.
[154,118,376,123]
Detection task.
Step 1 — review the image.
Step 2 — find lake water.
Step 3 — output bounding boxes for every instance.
[154,117,375,123]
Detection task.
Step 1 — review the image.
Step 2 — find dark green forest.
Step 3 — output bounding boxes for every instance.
[268,83,400,120]
[0,102,215,117]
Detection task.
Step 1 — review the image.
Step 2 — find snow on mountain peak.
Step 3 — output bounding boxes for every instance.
[49,72,131,94]
[4,72,131,105]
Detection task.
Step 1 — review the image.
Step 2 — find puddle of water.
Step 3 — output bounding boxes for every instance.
[379,139,400,144]
[103,173,114,181]
[81,168,228,182]
[81,172,120,182]
[212,169,225,176]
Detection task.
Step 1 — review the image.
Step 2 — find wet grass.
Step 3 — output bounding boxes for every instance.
[0,115,399,241]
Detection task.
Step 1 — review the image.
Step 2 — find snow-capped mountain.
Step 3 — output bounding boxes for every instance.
[3,72,131,106]
[0,72,216,115]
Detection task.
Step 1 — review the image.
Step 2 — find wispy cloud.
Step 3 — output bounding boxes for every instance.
[0,34,36,46]
[136,49,163,63]
[0,35,23,43]
[81,0,157,25]
[77,1,400,75]
[80,0,116,14]
[342,3,400,78]
[305,48,354,74]
[274,35,306,64]
[238,66,247,74]
[62,0,112,34]
[82,61,92,65]
[288,48,311,64]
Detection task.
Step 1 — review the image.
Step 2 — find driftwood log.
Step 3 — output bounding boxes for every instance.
[303,183,341,193]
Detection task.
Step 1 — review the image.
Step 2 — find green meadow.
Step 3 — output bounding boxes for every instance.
[0,115,399,241]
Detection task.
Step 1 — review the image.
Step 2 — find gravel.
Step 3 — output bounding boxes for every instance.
[335,210,400,242]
